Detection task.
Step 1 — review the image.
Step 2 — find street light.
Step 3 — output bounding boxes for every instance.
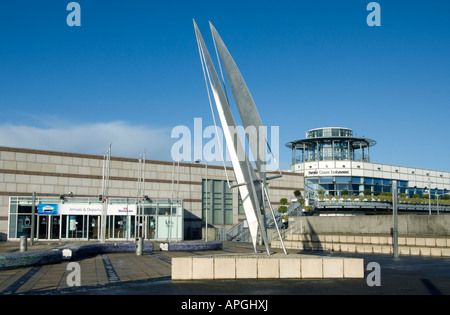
[195,159,208,242]
[30,192,36,246]
[392,180,398,259]
[435,189,449,216]
[437,192,440,215]
[426,177,433,215]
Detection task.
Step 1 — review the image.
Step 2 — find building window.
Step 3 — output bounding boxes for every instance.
[238,191,244,215]
[202,179,233,225]
[305,175,412,199]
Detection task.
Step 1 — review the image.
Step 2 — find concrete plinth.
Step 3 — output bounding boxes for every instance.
[279,258,301,278]
[236,258,257,279]
[214,257,236,279]
[171,253,364,280]
[172,257,193,280]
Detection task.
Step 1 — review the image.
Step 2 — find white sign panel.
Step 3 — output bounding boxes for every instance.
[305,169,351,177]
[38,204,136,216]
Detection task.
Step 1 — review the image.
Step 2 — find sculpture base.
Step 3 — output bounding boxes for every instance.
[172,253,364,280]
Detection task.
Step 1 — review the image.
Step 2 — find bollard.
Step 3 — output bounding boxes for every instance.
[20,236,27,252]
[136,237,143,256]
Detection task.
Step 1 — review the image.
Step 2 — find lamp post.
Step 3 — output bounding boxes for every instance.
[30,192,36,246]
[392,180,398,259]
[195,159,208,242]
[436,190,449,216]
[425,178,431,215]
[437,193,439,215]
[428,178,433,215]
[438,190,450,215]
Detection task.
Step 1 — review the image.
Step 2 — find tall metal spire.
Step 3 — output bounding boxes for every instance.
[209,22,267,175]
[194,20,270,254]
[209,22,276,248]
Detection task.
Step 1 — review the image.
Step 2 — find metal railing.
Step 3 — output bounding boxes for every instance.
[268,218,305,241]
[224,200,304,243]
[220,220,250,242]
[315,199,450,213]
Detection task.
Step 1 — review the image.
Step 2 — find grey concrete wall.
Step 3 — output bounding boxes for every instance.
[289,215,450,236]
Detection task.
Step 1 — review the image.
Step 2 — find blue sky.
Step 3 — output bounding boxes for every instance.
[0,0,449,171]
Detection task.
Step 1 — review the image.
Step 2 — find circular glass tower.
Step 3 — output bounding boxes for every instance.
[286,127,376,164]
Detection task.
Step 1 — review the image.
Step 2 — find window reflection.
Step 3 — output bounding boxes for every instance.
[304,175,410,198]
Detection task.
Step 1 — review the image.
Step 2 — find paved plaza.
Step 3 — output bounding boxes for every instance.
[1,240,450,295]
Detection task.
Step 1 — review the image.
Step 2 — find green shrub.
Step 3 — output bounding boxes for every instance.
[278,205,287,214]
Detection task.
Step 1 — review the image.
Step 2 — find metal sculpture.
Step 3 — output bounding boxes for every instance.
[194,20,286,255]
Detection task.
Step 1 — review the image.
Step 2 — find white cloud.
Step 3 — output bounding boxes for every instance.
[0,121,174,160]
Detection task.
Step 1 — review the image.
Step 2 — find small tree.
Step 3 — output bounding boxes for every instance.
[293,190,302,198]
[278,198,288,218]
[303,205,313,212]
[278,205,287,215]
[278,206,288,224]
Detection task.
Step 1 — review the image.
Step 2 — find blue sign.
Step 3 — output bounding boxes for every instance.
[37,204,59,215]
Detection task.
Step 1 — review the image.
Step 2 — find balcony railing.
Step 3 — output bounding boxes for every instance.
[314,197,450,213]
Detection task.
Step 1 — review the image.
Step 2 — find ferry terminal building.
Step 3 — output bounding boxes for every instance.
[2,126,449,242]
[0,146,302,242]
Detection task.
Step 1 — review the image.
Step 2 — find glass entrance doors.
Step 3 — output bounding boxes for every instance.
[37,215,100,240]
[37,215,61,240]
[88,215,99,240]
[136,215,155,240]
